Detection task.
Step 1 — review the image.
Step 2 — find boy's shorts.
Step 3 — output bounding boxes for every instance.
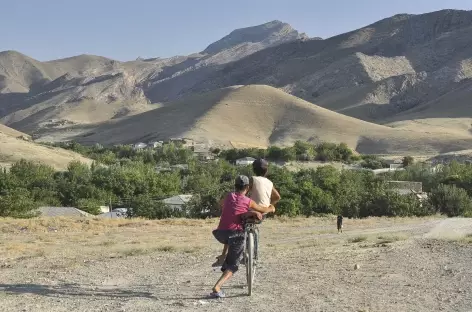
[212,229,244,273]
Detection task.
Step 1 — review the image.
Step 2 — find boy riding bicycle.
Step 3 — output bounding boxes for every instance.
[213,158,281,267]
[210,175,275,298]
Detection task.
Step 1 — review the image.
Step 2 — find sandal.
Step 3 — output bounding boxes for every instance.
[209,290,226,298]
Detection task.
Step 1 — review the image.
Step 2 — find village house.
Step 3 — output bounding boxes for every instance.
[97,208,129,218]
[162,195,193,211]
[170,164,190,171]
[133,142,147,150]
[149,141,163,148]
[236,157,256,166]
[386,181,428,202]
[99,206,110,214]
[384,159,404,170]
[37,207,91,218]
[155,164,189,173]
[193,144,215,161]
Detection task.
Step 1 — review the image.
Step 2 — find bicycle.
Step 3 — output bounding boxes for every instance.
[242,219,260,296]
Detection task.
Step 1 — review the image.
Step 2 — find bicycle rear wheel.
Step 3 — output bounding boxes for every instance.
[246,232,256,296]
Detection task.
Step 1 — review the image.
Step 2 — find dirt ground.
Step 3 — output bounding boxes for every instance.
[1,216,472,312]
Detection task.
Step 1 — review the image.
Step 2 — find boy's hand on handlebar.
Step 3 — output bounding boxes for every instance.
[269,204,276,213]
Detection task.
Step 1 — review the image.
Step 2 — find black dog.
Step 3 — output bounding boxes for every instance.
[337,215,343,233]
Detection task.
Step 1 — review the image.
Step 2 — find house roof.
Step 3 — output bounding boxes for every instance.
[170,164,189,170]
[193,144,209,153]
[38,207,91,217]
[163,195,193,205]
[236,157,256,161]
[384,159,403,164]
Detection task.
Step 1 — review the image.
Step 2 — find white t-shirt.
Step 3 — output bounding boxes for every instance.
[250,176,273,206]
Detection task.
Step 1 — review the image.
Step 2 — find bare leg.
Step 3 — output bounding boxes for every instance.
[222,244,229,256]
[212,270,233,293]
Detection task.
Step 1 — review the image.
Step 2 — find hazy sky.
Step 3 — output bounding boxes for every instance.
[2,0,472,61]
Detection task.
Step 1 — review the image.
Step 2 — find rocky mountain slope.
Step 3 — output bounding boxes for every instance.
[1,10,472,154]
[188,10,472,125]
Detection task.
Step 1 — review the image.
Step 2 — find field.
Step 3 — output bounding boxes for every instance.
[1,216,472,311]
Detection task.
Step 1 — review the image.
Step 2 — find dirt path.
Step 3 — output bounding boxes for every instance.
[1,217,472,312]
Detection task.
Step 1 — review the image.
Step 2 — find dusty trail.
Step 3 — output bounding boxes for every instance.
[1,217,472,312]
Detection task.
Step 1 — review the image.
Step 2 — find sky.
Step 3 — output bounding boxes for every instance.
[2,0,472,61]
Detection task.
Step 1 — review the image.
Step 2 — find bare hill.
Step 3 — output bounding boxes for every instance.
[73,85,472,154]
[0,124,91,170]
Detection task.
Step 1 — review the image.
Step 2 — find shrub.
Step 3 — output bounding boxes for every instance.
[0,188,39,218]
[402,156,414,167]
[429,184,472,217]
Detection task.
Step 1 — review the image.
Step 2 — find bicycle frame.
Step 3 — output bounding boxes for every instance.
[243,222,259,262]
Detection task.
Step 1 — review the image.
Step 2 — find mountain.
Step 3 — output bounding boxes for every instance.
[186,10,472,126]
[203,20,308,55]
[0,20,307,136]
[71,85,472,155]
[1,10,472,155]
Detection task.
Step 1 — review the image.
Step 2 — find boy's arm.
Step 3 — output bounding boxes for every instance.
[248,177,254,196]
[270,186,281,205]
[219,196,225,210]
[249,200,275,214]
[241,210,263,221]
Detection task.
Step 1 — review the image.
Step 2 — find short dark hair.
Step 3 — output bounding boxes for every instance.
[252,158,268,176]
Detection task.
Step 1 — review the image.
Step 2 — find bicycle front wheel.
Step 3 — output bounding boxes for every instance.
[246,232,256,296]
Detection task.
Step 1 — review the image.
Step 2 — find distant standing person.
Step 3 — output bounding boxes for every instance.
[337,215,343,233]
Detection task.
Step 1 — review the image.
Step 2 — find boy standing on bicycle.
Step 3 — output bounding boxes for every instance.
[212,158,281,267]
[210,175,275,298]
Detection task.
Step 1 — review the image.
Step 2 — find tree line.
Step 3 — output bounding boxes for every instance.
[1,142,472,219]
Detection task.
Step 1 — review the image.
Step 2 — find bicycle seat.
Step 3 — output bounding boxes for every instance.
[244,218,262,225]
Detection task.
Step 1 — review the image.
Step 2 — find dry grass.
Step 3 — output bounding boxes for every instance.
[445,233,472,245]
[348,235,368,243]
[0,216,444,263]
[376,233,408,244]
[0,131,92,171]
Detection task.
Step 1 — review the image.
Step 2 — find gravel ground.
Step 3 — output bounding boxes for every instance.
[1,217,472,312]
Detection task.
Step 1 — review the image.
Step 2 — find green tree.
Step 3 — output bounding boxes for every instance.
[266,146,284,161]
[293,141,315,160]
[76,198,103,215]
[402,156,415,167]
[280,147,296,162]
[129,194,181,219]
[429,184,472,217]
[335,143,353,161]
[277,196,302,217]
[0,188,38,218]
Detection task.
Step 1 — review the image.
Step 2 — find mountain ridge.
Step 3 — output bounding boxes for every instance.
[1,9,472,155]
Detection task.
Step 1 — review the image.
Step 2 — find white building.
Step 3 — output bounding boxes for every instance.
[162,195,193,211]
[149,141,163,148]
[133,142,147,150]
[236,157,256,166]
